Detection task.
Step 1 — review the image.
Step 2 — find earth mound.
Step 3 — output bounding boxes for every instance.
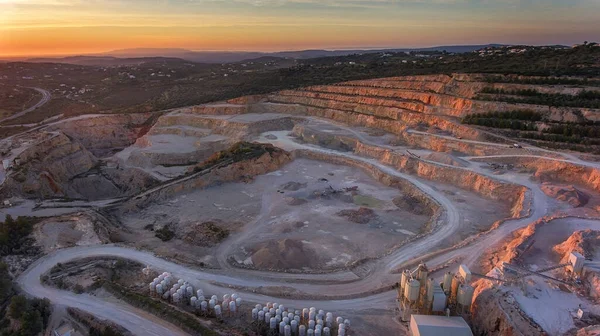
[251,239,318,270]
[554,229,600,263]
[280,181,307,191]
[393,195,431,215]
[541,183,589,207]
[181,220,230,246]
[336,207,377,224]
[424,152,468,167]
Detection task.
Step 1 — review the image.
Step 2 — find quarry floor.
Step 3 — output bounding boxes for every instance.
[4,109,600,336]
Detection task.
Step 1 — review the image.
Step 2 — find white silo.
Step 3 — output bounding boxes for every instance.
[269,308,276,315]
[156,284,164,295]
[211,295,218,302]
[276,308,282,316]
[309,311,316,321]
[231,293,238,300]
[190,296,198,307]
[276,315,282,325]
[294,316,300,324]
[335,317,343,325]
[284,325,291,336]
[162,291,170,300]
[279,305,285,312]
[265,312,272,323]
[266,302,272,309]
[337,328,345,336]
[235,297,242,308]
[270,317,277,330]
[291,320,298,334]
[302,308,309,322]
[404,279,420,302]
[149,283,156,292]
[177,279,184,285]
[252,308,258,320]
[314,328,321,336]
[443,271,453,294]
[295,310,301,316]
[186,286,194,298]
[209,299,216,309]
[258,310,265,322]
[323,327,330,336]
[299,325,306,336]
[343,319,350,328]
[309,320,316,329]
[229,300,237,314]
[288,312,294,320]
[223,294,230,302]
[279,322,286,334]
[307,329,314,336]
[200,300,207,312]
[172,293,180,304]
[214,305,222,318]
[283,317,290,325]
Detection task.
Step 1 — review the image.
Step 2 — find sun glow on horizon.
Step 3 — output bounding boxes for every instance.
[1,0,599,57]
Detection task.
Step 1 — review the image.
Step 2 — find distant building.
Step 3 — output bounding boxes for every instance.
[53,322,81,336]
[409,315,473,336]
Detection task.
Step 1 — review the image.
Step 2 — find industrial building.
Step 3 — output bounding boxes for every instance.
[409,315,473,336]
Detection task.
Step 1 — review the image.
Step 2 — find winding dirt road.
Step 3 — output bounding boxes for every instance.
[13,117,582,336]
[0,87,51,124]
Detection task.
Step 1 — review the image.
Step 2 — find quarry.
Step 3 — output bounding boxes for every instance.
[3,73,600,336]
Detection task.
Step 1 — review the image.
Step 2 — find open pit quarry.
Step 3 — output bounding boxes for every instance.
[3,73,600,335]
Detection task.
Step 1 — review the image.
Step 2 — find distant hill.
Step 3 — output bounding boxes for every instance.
[20,44,511,65]
[25,55,192,66]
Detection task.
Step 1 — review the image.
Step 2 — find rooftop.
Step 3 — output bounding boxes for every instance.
[410,315,473,336]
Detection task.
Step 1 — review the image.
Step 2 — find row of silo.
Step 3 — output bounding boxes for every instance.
[251,302,351,335]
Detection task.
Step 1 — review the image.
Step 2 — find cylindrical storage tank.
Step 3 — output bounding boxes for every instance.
[295,310,301,316]
[315,324,322,332]
[263,307,269,313]
[223,294,230,301]
[325,316,333,328]
[172,293,180,303]
[323,327,330,336]
[255,304,262,310]
[337,328,346,336]
[283,317,290,325]
[214,305,222,318]
[314,328,321,336]
[279,322,286,334]
[258,310,265,321]
[288,313,294,320]
[336,317,343,325]
[276,308,282,316]
[302,308,309,321]
[276,315,282,325]
[269,308,276,315]
[235,297,242,308]
[272,302,278,310]
[338,323,346,331]
[176,288,183,297]
[229,300,236,313]
[162,291,170,300]
[343,319,350,328]
[405,279,420,302]
[172,283,180,291]
[196,289,204,298]
[270,317,277,330]
[177,279,184,285]
[223,299,230,311]
[186,286,194,297]
[156,284,164,294]
[317,319,323,328]
[400,270,410,296]
[291,320,298,334]
[318,309,325,316]
[427,278,435,302]
[326,312,333,319]
[169,288,176,295]
[284,325,291,336]
[309,311,316,321]
[265,312,272,323]
[458,284,475,307]
[211,295,218,302]
[149,283,156,292]
[252,308,258,320]
[309,320,316,329]
[201,300,208,312]
[307,329,314,336]
[279,305,285,312]
[443,272,453,293]
[209,299,216,309]
[299,325,306,336]
[231,293,238,300]
[451,275,461,298]
[190,296,198,307]
[294,316,300,324]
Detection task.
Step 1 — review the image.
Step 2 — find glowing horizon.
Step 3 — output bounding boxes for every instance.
[1,0,599,58]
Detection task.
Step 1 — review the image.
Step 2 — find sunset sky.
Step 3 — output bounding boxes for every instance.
[1,0,599,57]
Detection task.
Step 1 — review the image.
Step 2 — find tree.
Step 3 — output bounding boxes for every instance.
[8,295,28,319]
[20,310,43,336]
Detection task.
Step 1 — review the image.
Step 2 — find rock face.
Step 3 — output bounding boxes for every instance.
[554,229,600,263]
[471,287,546,336]
[47,113,156,157]
[541,183,590,207]
[424,152,468,167]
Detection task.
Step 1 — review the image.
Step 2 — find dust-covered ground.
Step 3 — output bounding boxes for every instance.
[116,158,432,271]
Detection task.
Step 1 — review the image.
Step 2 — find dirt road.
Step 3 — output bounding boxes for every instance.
[0,87,51,124]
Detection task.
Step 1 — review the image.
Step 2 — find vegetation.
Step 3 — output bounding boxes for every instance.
[478,88,600,108]
[0,295,52,336]
[462,111,539,131]
[102,282,220,336]
[155,226,175,241]
[194,142,279,173]
[0,215,39,256]
[484,75,600,87]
